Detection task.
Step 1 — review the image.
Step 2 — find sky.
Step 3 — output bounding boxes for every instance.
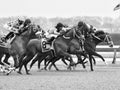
[0,0,120,18]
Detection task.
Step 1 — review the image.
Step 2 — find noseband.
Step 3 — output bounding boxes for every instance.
[95,33,111,43]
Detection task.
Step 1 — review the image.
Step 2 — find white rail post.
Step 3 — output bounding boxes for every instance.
[112,49,117,64]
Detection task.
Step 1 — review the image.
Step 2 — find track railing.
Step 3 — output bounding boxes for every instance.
[96,45,120,64]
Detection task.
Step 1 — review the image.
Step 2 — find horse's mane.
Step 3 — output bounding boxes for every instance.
[95,30,105,36]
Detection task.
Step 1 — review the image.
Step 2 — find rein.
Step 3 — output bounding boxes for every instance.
[93,33,110,43]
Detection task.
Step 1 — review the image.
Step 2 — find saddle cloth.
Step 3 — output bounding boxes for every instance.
[41,38,54,52]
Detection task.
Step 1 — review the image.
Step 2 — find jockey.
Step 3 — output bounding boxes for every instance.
[45,22,70,44]
[18,18,32,34]
[3,19,23,43]
[75,21,96,51]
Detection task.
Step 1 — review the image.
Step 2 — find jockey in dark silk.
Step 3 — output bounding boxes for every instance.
[44,22,70,47]
[72,21,96,51]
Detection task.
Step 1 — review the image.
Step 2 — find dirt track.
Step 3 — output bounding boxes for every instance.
[0,63,120,90]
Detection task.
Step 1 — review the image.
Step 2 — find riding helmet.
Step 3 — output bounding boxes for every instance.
[78,21,84,27]
[24,19,31,25]
[55,22,65,29]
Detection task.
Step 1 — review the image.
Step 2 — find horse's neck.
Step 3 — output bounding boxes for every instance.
[13,35,31,48]
[64,29,74,37]
[85,36,97,48]
[86,34,105,49]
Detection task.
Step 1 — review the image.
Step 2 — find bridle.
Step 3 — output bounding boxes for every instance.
[93,33,113,45]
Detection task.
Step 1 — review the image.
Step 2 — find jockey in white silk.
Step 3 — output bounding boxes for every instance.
[45,26,70,39]
[3,20,19,34]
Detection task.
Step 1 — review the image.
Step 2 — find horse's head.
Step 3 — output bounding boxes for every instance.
[97,32,114,47]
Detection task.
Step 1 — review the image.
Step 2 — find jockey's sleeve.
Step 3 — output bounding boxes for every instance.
[19,24,24,29]
[62,27,71,32]
[54,30,60,35]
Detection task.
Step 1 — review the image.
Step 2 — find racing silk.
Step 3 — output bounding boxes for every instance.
[46,27,70,38]
[45,28,59,38]
[78,23,96,38]
[3,21,19,34]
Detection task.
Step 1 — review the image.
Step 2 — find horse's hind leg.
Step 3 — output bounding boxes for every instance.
[92,52,107,65]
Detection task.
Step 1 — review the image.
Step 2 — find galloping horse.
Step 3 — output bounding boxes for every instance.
[46,30,114,71]
[83,30,114,71]
[17,38,55,74]
[0,24,40,71]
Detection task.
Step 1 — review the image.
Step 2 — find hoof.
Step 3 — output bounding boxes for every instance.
[6,72,10,75]
[26,73,32,75]
[56,69,59,71]
[17,71,22,74]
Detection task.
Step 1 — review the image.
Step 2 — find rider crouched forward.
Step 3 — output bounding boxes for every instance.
[45,22,70,45]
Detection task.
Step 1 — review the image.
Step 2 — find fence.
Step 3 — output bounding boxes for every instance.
[96,45,120,64]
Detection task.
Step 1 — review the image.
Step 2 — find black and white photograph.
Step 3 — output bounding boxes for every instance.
[0,0,120,90]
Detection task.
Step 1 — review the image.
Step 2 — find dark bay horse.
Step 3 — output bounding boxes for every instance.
[46,30,114,71]
[0,24,40,71]
[17,38,55,74]
[83,30,114,71]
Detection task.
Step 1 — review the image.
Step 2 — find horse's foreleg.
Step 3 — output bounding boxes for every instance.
[89,54,94,71]
[76,54,86,69]
[24,55,34,75]
[12,55,19,68]
[92,56,96,65]
[3,53,11,66]
[29,54,39,70]
[0,54,5,66]
[92,52,107,65]
[18,54,26,68]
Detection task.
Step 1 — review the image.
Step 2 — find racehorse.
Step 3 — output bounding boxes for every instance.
[0,24,40,74]
[83,30,114,71]
[45,30,114,71]
[17,38,56,74]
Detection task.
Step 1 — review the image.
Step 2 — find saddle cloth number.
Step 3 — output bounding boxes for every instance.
[42,38,51,50]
